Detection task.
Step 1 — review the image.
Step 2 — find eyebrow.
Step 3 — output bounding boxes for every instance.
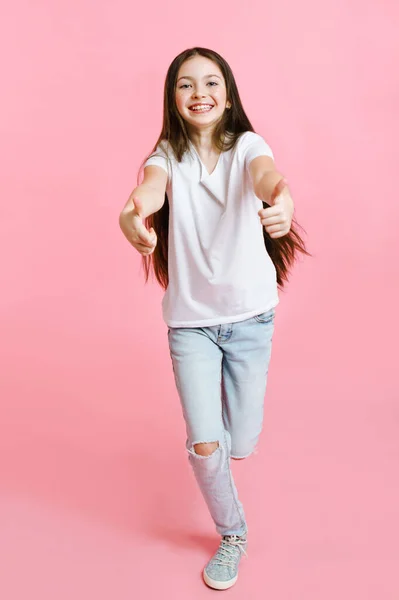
[177,74,222,82]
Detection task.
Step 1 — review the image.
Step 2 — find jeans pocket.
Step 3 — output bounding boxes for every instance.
[254,308,275,324]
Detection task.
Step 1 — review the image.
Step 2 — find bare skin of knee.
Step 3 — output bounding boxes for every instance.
[193,442,219,456]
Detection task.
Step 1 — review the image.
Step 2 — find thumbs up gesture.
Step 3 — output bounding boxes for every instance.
[257,178,294,239]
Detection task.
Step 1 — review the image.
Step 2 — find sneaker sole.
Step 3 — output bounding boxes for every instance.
[203,569,238,590]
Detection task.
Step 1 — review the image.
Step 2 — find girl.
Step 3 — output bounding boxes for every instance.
[119,47,308,590]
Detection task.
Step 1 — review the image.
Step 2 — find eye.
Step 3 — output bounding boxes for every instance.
[179,83,191,89]
[207,81,218,86]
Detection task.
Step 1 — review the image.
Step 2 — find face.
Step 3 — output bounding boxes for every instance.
[175,55,231,131]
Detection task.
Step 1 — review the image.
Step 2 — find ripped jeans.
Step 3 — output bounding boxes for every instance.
[167,308,275,537]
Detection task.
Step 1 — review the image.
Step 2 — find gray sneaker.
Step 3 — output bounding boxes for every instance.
[203,533,248,590]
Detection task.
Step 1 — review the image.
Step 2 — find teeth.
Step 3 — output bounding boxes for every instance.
[191,105,213,112]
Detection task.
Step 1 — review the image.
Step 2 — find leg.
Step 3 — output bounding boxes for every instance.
[221,309,275,459]
[167,326,247,536]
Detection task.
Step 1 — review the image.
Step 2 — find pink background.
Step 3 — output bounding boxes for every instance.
[1,1,398,598]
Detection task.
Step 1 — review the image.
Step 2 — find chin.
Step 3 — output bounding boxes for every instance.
[186,114,221,127]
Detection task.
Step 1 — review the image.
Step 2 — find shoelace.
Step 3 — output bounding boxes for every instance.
[212,535,248,567]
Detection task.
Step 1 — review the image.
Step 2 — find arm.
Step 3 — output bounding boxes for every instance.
[249,155,294,239]
[120,165,167,220]
[119,165,167,254]
[249,155,286,205]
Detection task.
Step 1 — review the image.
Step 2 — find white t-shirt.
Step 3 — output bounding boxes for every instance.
[144,131,279,328]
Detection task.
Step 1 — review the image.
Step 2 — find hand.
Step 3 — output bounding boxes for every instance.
[120,195,157,255]
[258,178,294,239]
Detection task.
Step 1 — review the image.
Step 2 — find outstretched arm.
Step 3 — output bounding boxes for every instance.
[119,165,167,254]
[249,155,294,239]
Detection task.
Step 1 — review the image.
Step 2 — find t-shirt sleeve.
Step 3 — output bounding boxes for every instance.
[241,132,274,170]
[143,141,170,178]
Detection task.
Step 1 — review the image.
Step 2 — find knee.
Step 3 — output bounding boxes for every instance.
[230,443,257,460]
[193,441,219,456]
[229,432,259,460]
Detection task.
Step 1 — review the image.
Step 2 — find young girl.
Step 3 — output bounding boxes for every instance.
[119,47,308,591]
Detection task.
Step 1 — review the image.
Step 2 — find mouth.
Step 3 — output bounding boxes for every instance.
[188,104,214,113]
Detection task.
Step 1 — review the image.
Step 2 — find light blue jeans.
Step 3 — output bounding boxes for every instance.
[167,307,275,537]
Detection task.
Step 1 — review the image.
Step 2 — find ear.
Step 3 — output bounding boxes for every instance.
[226,101,231,109]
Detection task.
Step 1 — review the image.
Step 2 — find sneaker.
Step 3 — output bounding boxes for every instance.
[203,533,248,590]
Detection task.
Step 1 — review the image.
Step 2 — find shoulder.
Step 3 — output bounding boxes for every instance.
[235,131,274,163]
[236,131,270,149]
[149,139,172,159]
[144,140,174,178]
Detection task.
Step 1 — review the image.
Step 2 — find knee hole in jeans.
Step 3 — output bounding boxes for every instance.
[193,442,219,457]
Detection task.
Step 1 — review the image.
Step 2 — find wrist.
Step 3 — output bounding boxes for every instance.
[257,172,287,205]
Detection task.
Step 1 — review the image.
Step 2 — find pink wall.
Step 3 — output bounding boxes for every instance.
[1,1,398,598]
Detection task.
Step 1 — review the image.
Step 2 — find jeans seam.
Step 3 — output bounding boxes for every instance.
[254,308,276,324]
[218,364,246,533]
[222,427,246,534]
[254,315,275,324]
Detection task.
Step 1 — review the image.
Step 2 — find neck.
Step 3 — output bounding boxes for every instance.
[188,126,216,153]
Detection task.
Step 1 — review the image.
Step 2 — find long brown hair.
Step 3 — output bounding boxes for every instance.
[140,47,309,290]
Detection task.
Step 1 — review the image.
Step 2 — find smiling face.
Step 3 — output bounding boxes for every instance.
[175,55,231,132]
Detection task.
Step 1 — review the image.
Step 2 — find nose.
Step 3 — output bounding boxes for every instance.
[192,88,206,99]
